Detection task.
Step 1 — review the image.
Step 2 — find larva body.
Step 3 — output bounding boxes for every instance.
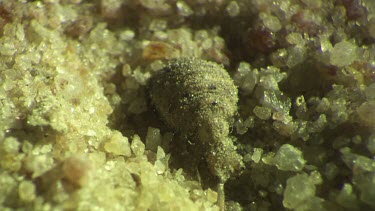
[149,58,243,182]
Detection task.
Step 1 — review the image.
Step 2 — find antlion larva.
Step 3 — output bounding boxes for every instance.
[148,58,243,182]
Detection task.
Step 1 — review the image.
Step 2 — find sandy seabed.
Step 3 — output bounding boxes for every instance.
[0,0,375,210]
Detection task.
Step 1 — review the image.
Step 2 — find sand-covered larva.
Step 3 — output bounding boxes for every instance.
[149,58,243,182]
